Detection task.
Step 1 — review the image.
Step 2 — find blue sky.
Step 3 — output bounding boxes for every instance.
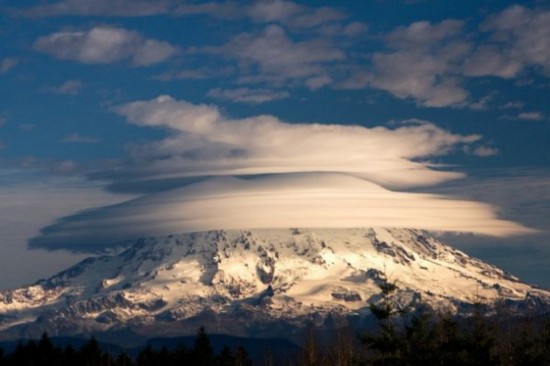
[0,0,549,289]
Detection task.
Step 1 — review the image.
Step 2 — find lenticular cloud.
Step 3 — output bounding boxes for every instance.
[30,96,533,252]
[112,95,479,189]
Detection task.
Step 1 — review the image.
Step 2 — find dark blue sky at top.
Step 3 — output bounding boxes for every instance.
[0,0,548,167]
[0,0,549,289]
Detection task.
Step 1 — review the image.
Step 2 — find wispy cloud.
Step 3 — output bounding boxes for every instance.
[174,1,242,19]
[0,171,133,287]
[174,0,347,28]
[480,5,550,76]
[61,133,100,144]
[468,94,493,110]
[517,112,545,121]
[50,79,83,95]
[471,146,499,157]
[207,87,290,104]
[248,1,346,29]
[22,0,172,17]
[215,25,344,85]
[337,5,549,108]
[341,20,470,107]
[18,123,36,131]
[462,46,522,79]
[501,101,524,109]
[0,58,18,74]
[34,26,178,66]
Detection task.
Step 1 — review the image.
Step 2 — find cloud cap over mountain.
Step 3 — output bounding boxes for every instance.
[27,96,534,252]
[29,173,533,252]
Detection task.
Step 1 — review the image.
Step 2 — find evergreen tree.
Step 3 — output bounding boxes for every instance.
[61,344,79,366]
[190,327,215,364]
[115,351,134,366]
[173,341,190,363]
[234,346,252,366]
[37,332,61,365]
[363,275,407,365]
[80,336,104,366]
[136,345,156,366]
[218,345,235,366]
[462,304,497,366]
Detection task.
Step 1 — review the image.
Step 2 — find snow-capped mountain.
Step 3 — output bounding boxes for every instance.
[0,228,548,342]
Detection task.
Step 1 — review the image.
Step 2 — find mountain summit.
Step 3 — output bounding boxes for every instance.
[1,228,548,342]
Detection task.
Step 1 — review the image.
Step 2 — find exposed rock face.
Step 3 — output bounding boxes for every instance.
[0,228,548,342]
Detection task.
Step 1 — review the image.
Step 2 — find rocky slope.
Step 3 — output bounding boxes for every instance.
[0,228,548,342]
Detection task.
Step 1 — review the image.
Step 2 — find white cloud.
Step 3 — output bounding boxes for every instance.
[61,133,100,143]
[0,58,18,74]
[339,6,549,107]
[468,94,493,111]
[386,19,464,48]
[284,6,346,28]
[29,173,533,252]
[368,51,468,107]
[207,87,290,104]
[517,112,544,121]
[501,101,524,109]
[23,0,171,17]
[24,96,530,251]
[174,0,346,29]
[51,79,83,95]
[247,1,345,28]
[219,25,344,84]
[342,20,470,107]
[112,95,480,189]
[305,75,332,90]
[247,0,303,23]
[475,5,550,76]
[174,2,242,19]
[472,146,499,157]
[342,22,368,36]
[34,26,178,66]
[0,171,134,287]
[462,46,522,78]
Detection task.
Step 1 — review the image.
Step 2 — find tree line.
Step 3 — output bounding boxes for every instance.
[0,327,252,366]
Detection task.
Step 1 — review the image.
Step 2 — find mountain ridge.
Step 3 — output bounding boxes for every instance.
[1,228,548,343]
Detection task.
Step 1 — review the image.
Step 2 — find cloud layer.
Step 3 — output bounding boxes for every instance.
[111,95,482,189]
[30,173,532,252]
[25,95,532,251]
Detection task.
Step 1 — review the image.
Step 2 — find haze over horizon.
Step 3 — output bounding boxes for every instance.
[0,0,549,289]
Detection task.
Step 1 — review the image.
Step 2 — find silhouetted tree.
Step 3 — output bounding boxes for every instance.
[363,275,407,365]
[234,346,252,366]
[115,351,134,366]
[218,345,235,366]
[190,327,215,364]
[61,344,79,366]
[80,336,104,366]
[172,341,190,364]
[136,345,155,366]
